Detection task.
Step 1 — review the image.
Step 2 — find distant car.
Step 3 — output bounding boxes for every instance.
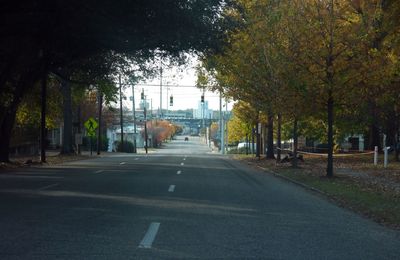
[184,137,189,141]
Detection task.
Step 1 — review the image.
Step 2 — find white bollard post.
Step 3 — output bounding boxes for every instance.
[374,146,378,166]
[384,146,388,168]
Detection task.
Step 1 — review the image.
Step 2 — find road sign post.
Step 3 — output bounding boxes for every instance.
[84,117,98,156]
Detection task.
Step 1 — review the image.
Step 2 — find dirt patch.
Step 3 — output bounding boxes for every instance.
[0,153,91,171]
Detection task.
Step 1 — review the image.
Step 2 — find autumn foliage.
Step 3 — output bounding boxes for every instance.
[199,0,400,176]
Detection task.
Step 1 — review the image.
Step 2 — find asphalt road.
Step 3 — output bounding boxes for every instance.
[0,136,399,259]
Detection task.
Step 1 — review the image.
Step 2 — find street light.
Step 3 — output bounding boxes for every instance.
[130,81,137,153]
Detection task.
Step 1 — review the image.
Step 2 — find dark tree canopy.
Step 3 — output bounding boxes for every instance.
[0,0,233,161]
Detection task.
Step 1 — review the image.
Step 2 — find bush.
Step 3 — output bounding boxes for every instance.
[115,141,134,153]
[82,136,109,151]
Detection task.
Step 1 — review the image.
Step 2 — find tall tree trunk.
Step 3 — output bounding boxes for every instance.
[0,106,19,162]
[0,76,36,162]
[266,114,275,159]
[395,104,399,161]
[385,108,396,148]
[327,96,334,178]
[40,69,47,162]
[262,124,267,155]
[276,114,282,162]
[256,124,260,159]
[61,80,74,154]
[367,101,381,150]
[252,126,255,155]
[292,117,298,168]
[245,134,249,155]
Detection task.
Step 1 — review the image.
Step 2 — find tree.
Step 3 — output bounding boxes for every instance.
[0,0,234,162]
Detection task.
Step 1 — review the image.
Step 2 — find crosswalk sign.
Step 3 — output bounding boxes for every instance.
[87,130,96,137]
[84,117,98,136]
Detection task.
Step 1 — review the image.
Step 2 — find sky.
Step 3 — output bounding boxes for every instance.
[121,56,234,112]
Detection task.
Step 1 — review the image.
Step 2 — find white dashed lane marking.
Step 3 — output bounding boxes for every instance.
[119,162,126,165]
[177,170,182,175]
[180,162,184,166]
[138,222,160,249]
[95,170,104,173]
[37,183,59,191]
[168,185,176,192]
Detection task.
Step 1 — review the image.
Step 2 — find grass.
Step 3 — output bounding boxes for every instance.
[278,168,400,227]
[235,154,400,229]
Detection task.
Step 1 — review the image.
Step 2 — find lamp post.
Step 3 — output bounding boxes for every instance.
[131,84,137,153]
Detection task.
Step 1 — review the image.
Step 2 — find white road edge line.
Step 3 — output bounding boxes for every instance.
[138,222,161,249]
[177,170,182,175]
[95,170,104,173]
[168,185,175,192]
[38,183,59,191]
[120,162,126,165]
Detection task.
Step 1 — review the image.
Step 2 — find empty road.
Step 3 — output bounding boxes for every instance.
[0,136,399,259]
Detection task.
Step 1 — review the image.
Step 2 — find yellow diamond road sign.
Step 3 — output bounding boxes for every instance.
[84,117,98,135]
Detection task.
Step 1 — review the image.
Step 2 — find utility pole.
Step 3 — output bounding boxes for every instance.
[144,96,148,154]
[166,87,169,118]
[132,84,137,153]
[202,89,205,142]
[119,74,124,152]
[97,90,103,155]
[159,62,162,119]
[220,92,225,154]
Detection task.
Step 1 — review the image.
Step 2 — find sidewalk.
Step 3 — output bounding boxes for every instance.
[2,149,152,169]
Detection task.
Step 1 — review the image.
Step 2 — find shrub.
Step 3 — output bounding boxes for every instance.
[82,136,109,151]
[115,141,134,153]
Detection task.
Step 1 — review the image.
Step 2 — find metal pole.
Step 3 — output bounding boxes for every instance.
[144,101,148,154]
[119,75,124,152]
[160,63,162,119]
[220,92,224,154]
[132,85,137,153]
[97,90,102,155]
[166,87,169,118]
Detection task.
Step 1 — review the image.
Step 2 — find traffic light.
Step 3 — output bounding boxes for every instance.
[141,91,144,100]
[170,95,173,106]
[201,94,204,103]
